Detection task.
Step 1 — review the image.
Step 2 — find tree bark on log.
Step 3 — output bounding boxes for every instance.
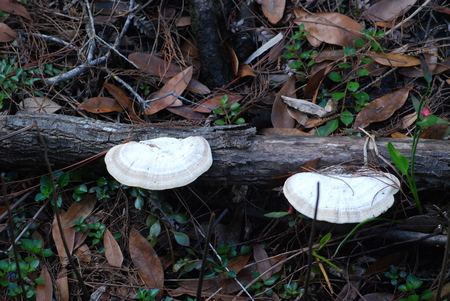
[1,113,449,187]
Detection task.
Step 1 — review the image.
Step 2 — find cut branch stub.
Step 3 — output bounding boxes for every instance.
[105,136,213,190]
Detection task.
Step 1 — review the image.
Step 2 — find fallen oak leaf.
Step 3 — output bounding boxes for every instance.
[78,97,123,113]
[354,86,413,130]
[103,83,144,123]
[145,66,193,115]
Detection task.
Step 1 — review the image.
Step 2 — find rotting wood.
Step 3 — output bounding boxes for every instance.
[0,112,449,187]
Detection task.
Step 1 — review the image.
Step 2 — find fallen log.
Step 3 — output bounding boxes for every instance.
[0,112,449,187]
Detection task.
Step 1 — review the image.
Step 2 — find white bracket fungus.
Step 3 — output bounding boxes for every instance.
[105,136,212,190]
[283,169,400,223]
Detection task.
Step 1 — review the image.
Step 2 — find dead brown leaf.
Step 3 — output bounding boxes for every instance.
[36,266,52,301]
[103,83,144,123]
[294,8,362,46]
[145,66,193,115]
[0,22,16,42]
[129,52,183,78]
[52,213,75,266]
[20,97,61,114]
[354,86,412,130]
[194,94,243,113]
[271,75,296,128]
[61,194,97,229]
[258,128,311,136]
[258,0,286,24]
[129,228,164,289]
[166,106,205,120]
[368,52,421,67]
[78,97,123,113]
[0,0,32,20]
[237,64,256,77]
[365,0,417,22]
[56,268,69,301]
[253,244,272,281]
[104,228,123,268]
[74,244,91,263]
[358,292,394,301]
[420,123,449,140]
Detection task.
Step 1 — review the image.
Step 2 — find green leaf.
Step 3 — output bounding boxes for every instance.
[96,177,108,187]
[39,176,53,195]
[229,103,241,111]
[353,39,364,47]
[282,52,296,59]
[289,61,303,69]
[225,271,237,278]
[149,220,161,239]
[339,63,352,68]
[387,142,409,175]
[353,91,369,101]
[315,119,339,136]
[346,82,359,92]
[57,173,70,188]
[328,71,342,82]
[135,195,144,210]
[417,114,438,127]
[264,275,279,286]
[317,233,331,250]
[340,109,353,126]
[357,69,369,76]
[264,212,290,218]
[171,213,188,224]
[234,118,245,124]
[361,57,373,64]
[74,184,88,194]
[332,92,346,101]
[214,119,226,126]
[172,231,190,246]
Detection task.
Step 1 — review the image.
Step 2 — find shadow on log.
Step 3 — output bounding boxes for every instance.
[1,113,449,187]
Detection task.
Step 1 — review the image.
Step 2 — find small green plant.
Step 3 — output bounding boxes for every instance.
[385,268,434,301]
[213,95,245,125]
[385,266,407,285]
[134,288,170,301]
[355,28,386,52]
[387,60,449,214]
[0,238,53,299]
[283,24,317,78]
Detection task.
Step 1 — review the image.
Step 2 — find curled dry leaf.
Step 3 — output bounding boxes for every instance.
[0,22,16,42]
[237,64,256,77]
[294,8,362,46]
[365,0,417,22]
[145,66,193,115]
[271,75,296,128]
[129,228,164,289]
[78,97,123,113]
[367,52,421,67]
[258,0,286,24]
[282,96,338,118]
[104,228,123,268]
[354,86,413,130]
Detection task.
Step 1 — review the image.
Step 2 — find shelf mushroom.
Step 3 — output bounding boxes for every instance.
[105,136,213,190]
[283,169,400,223]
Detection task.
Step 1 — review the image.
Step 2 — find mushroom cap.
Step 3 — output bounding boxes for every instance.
[105,136,212,190]
[283,169,400,223]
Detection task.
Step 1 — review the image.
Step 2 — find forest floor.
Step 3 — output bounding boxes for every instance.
[1,0,450,300]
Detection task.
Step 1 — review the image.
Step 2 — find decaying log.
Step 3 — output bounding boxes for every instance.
[0,112,449,187]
